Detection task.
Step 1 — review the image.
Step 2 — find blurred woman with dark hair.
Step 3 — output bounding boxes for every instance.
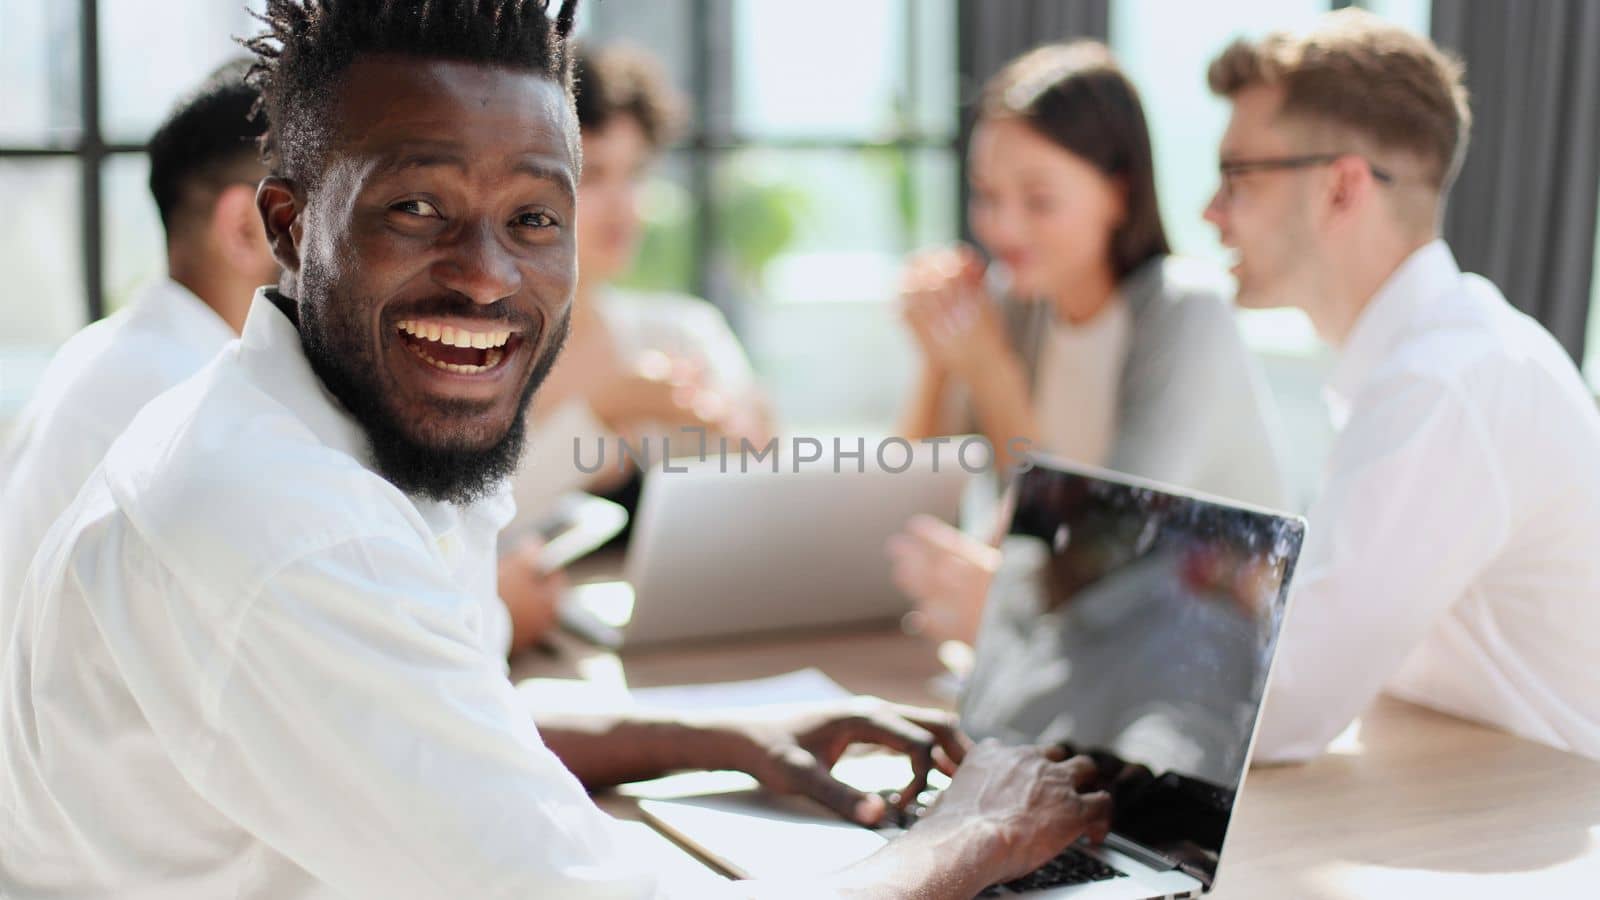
[889,42,1288,645]
[495,45,770,647]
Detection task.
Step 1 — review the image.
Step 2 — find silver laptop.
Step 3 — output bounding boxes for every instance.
[640,456,1305,897]
[561,444,971,649]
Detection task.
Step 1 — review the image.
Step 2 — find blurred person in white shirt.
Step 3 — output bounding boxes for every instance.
[0,60,276,664]
[513,43,769,531]
[1202,10,1600,760]
[0,3,1118,896]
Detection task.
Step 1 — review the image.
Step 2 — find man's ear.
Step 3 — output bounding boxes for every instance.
[256,176,305,274]
[1327,155,1374,217]
[211,183,270,271]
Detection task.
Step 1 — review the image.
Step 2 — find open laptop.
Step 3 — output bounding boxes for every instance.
[639,456,1306,897]
[560,443,971,649]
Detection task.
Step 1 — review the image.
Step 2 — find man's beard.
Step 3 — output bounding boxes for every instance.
[290,276,570,506]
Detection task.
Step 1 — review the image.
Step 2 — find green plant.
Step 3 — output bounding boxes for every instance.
[716,170,807,287]
[614,178,696,294]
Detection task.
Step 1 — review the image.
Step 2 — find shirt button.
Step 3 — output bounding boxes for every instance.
[437,533,459,561]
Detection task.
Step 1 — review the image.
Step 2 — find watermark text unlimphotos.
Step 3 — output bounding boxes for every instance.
[570,428,1033,476]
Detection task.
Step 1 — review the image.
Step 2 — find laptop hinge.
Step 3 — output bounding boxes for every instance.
[1101,834,1214,891]
[1102,833,1179,872]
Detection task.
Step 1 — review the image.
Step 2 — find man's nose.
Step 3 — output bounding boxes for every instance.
[432,221,523,306]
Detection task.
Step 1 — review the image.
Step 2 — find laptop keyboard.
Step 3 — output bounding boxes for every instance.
[978,846,1128,895]
[876,789,1129,896]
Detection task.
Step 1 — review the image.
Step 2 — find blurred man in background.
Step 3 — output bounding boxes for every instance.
[1203,9,1600,761]
[0,60,276,660]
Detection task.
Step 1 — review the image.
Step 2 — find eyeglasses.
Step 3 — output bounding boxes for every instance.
[1215,153,1395,204]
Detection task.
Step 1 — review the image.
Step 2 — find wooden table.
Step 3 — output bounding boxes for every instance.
[513,627,1600,898]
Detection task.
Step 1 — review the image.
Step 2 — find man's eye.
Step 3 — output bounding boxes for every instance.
[392,199,442,218]
[516,211,556,229]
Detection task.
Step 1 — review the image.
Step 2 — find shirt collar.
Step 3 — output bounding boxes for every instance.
[235,288,515,540]
[1326,239,1460,412]
[237,288,370,465]
[133,276,239,352]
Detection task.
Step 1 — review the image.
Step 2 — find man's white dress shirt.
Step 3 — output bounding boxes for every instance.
[1,279,236,655]
[0,291,651,898]
[0,278,514,674]
[1256,241,1600,761]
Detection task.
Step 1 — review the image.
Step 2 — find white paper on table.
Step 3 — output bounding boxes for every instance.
[516,667,853,718]
[628,668,852,711]
[610,819,733,893]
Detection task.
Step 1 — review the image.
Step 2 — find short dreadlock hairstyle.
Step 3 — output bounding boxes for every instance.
[241,0,581,186]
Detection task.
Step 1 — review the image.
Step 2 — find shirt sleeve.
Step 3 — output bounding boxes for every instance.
[679,303,758,400]
[3,409,125,549]
[185,533,661,899]
[1252,375,1510,762]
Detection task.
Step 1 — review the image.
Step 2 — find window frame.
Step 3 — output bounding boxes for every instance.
[645,0,964,317]
[1,0,120,323]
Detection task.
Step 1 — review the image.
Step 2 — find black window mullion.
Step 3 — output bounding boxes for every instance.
[0,148,79,158]
[900,0,920,255]
[80,0,104,323]
[904,0,921,130]
[689,0,718,316]
[955,0,978,246]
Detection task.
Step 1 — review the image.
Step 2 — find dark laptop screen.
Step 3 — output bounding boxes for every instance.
[959,458,1304,887]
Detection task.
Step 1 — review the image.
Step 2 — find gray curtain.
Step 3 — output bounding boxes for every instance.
[957,0,1111,241]
[959,0,1111,96]
[1432,0,1600,364]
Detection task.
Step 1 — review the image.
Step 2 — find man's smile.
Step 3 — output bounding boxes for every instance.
[394,316,529,379]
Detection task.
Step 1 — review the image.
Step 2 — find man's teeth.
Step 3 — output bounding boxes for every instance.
[405,344,506,374]
[396,320,512,349]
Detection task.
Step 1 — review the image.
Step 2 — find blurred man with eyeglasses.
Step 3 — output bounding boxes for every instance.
[1203,9,1600,761]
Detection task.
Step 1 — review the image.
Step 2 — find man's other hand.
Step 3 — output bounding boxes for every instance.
[497,538,568,653]
[720,697,972,826]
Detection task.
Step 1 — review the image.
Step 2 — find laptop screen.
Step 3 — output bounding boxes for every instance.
[959,458,1304,888]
